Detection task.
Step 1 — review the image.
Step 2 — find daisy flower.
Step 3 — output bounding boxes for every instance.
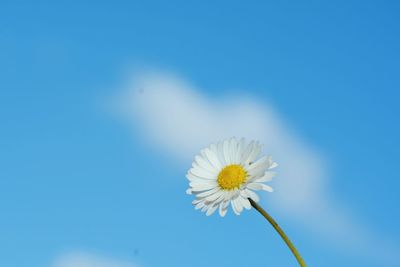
[186,138,277,216]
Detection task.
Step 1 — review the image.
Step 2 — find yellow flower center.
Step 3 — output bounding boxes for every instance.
[217,164,247,190]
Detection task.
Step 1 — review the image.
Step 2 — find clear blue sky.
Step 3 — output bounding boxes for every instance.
[1,1,400,267]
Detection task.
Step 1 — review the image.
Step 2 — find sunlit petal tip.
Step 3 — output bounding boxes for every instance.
[270,162,278,169]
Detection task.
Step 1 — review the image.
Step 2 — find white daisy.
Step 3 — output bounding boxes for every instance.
[186,138,277,216]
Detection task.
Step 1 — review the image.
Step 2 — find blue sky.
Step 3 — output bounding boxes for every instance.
[1,1,400,267]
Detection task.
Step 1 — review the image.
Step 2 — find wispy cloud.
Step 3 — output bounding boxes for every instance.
[52,252,137,267]
[114,69,399,265]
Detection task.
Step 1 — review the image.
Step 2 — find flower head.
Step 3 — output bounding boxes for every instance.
[186,138,277,216]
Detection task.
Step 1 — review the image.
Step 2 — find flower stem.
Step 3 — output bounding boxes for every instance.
[248,198,306,267]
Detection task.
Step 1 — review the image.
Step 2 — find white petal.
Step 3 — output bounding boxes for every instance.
[268,156,278,169]
[192,161,217,176]
[247,156,269,171]
[241,140,254,163]
[232,197,243,214]
[235,197,244,213]
[216,141,226,166]
[204,190,224,202]
[247,183,263,190]
[236,138,245,163]
[239,196,251,210]
[210,143,223,169]
[190,183,217,192]
[244,189,260,202]
[213,192,227,205]
[195,201,205,210]
[254,172,275,182]
[190,166,215,180]
[187,172,215,182]
[247,163,270,180]
[240,189,249,199]
[186,173,200,182]
[195,155,217,172]
[196,187,220,198]
[200,150,214,169]
[231,199,240,215]
[204,148,222,170]
[206,204,218,216]
[223,139,231,165]
[229,138,238,164]
[219,206,228,217]
[219,201,229,217]
[223,190,235,201]
[186,188,192,194]
[246,142,262,164]
[189,179,217,187]
[247,182,273,192]
[269,162,278,169]
[260,184,274,192]
[192,198,203,205]
[201,205,209,212]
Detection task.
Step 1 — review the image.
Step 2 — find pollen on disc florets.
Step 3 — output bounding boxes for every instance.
[217,164,247,190]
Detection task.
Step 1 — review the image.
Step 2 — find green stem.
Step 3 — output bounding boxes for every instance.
[248,198,306,267]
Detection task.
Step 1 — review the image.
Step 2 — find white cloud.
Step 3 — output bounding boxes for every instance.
[53,252,137,267]
[114,70,399,265]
